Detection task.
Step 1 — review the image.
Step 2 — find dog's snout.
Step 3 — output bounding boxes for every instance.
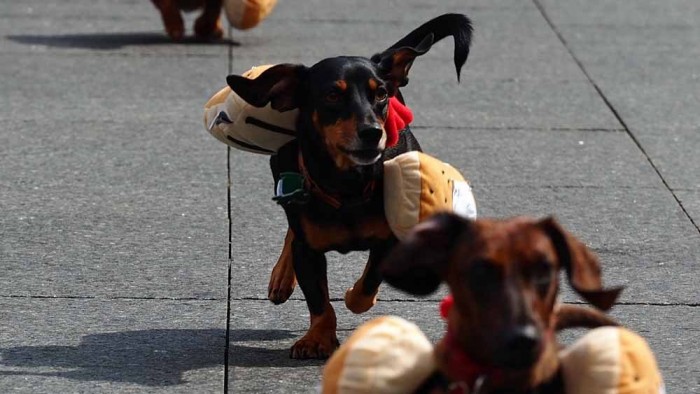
[358,124,383,145]
[502,324,541,368]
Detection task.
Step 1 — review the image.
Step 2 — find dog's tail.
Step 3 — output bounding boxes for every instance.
[372,13,473,81]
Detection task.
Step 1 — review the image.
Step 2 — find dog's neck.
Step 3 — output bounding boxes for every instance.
[434,326,563,394]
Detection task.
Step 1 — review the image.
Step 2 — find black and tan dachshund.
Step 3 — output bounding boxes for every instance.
[226,14,473,359]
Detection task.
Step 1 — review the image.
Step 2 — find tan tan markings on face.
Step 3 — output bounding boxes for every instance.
[312,110,358,171]
[335,80,347,91]
[368,78,378,91]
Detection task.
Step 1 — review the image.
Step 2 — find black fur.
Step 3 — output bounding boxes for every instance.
[227,13,473,358]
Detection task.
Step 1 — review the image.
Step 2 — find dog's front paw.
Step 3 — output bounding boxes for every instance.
[344,286,378,314]
[290,334,339,359]
[268,279,296,305]
[268,232,297,304]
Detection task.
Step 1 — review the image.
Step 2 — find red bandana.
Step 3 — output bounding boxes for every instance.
[439,295,505,391]
[385,97,414,147]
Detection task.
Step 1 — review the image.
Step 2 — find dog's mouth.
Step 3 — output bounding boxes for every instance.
[495,340,544,370]
[341,147,383,165]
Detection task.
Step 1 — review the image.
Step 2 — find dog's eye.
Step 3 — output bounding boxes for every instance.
[531,261,553,295]
[375,87,388,103]
[325,92,341,103]
[466,260,501,295]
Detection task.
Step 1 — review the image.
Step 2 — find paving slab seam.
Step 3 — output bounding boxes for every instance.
[478,184,661,190]
[231,297,699,307]
[273,18,406,25]
[224,26,234,394]
[411,125,626,132]
[531,0,700,237]
[0,295,226,301]
[1,50,226,59]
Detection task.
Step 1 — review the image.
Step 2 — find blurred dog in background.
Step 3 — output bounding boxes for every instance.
[150,0,223,41]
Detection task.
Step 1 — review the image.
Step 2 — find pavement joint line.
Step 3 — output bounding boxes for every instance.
[412,125,626,133]
[228,297,699,307]
[532,0,700,237]
[478,184,660,190]
[1,295,695,307]
[275,18,405,25]
[2,50,224,59]
[224,26,234,394]
[0,295,225,301]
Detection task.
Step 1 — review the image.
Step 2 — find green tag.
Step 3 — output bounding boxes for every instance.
[272,172,309,205]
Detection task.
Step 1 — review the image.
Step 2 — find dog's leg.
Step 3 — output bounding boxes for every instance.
[344,243,390,314]
[268,229,297,304]
[151,0,186,40]
[194,0,223,39]
[290,239,339,359]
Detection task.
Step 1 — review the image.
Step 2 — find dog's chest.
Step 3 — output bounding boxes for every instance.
[299,214,393,252]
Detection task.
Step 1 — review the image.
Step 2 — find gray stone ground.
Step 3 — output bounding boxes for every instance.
[1,0,698,392]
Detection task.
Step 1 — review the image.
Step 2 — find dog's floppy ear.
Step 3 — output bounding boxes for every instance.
[226,64,307,111]
[372,35,433,96]
[381,213,468,296]
[539,217,623,311]
[371,13,473,94]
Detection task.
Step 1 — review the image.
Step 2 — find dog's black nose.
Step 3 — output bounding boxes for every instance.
[502,324,541,368]
[358,125,383,145]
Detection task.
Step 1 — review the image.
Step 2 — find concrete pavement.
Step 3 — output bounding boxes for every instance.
[1,0,698,392]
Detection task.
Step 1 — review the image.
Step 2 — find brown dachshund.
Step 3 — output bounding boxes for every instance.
[150,0,223,40]
[382,213,623,393]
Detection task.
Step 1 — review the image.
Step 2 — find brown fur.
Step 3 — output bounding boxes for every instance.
[268,229,297,304]
[382,214,623,393]
[149,0,223,41]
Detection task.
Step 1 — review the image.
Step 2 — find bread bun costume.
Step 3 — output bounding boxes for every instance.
[224,0,277,30]
[203,65,478,231]
[560,327,665,394]
[384,152,477,240]
[321,315,665,394]
[204,65,298,154]
[322,316,436,394]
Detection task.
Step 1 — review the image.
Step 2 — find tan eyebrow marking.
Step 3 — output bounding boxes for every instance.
[368,79,378,90]
[335,80,348,91]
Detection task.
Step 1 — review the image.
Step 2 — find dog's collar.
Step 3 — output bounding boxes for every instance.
[442,328,504,393]
[297,152,376,210]
[441,324,557,394]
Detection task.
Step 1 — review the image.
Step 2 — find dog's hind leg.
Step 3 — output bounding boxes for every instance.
[290,239,339,359]
[151,0,185,40]
[344,243,392,314]
[268,229,297,304]
[194,0,223,39]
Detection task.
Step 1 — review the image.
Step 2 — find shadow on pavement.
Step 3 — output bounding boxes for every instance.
[6,32,238,50]
[0,328,313,386]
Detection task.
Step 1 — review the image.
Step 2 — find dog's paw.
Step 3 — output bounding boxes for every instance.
[268,282,296,304]
[267,259,296,304]
[194,17,224,40]
[158,9,185,41]
[344,286,378,314]
[290,334,339,359]
[268,232,297,304]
